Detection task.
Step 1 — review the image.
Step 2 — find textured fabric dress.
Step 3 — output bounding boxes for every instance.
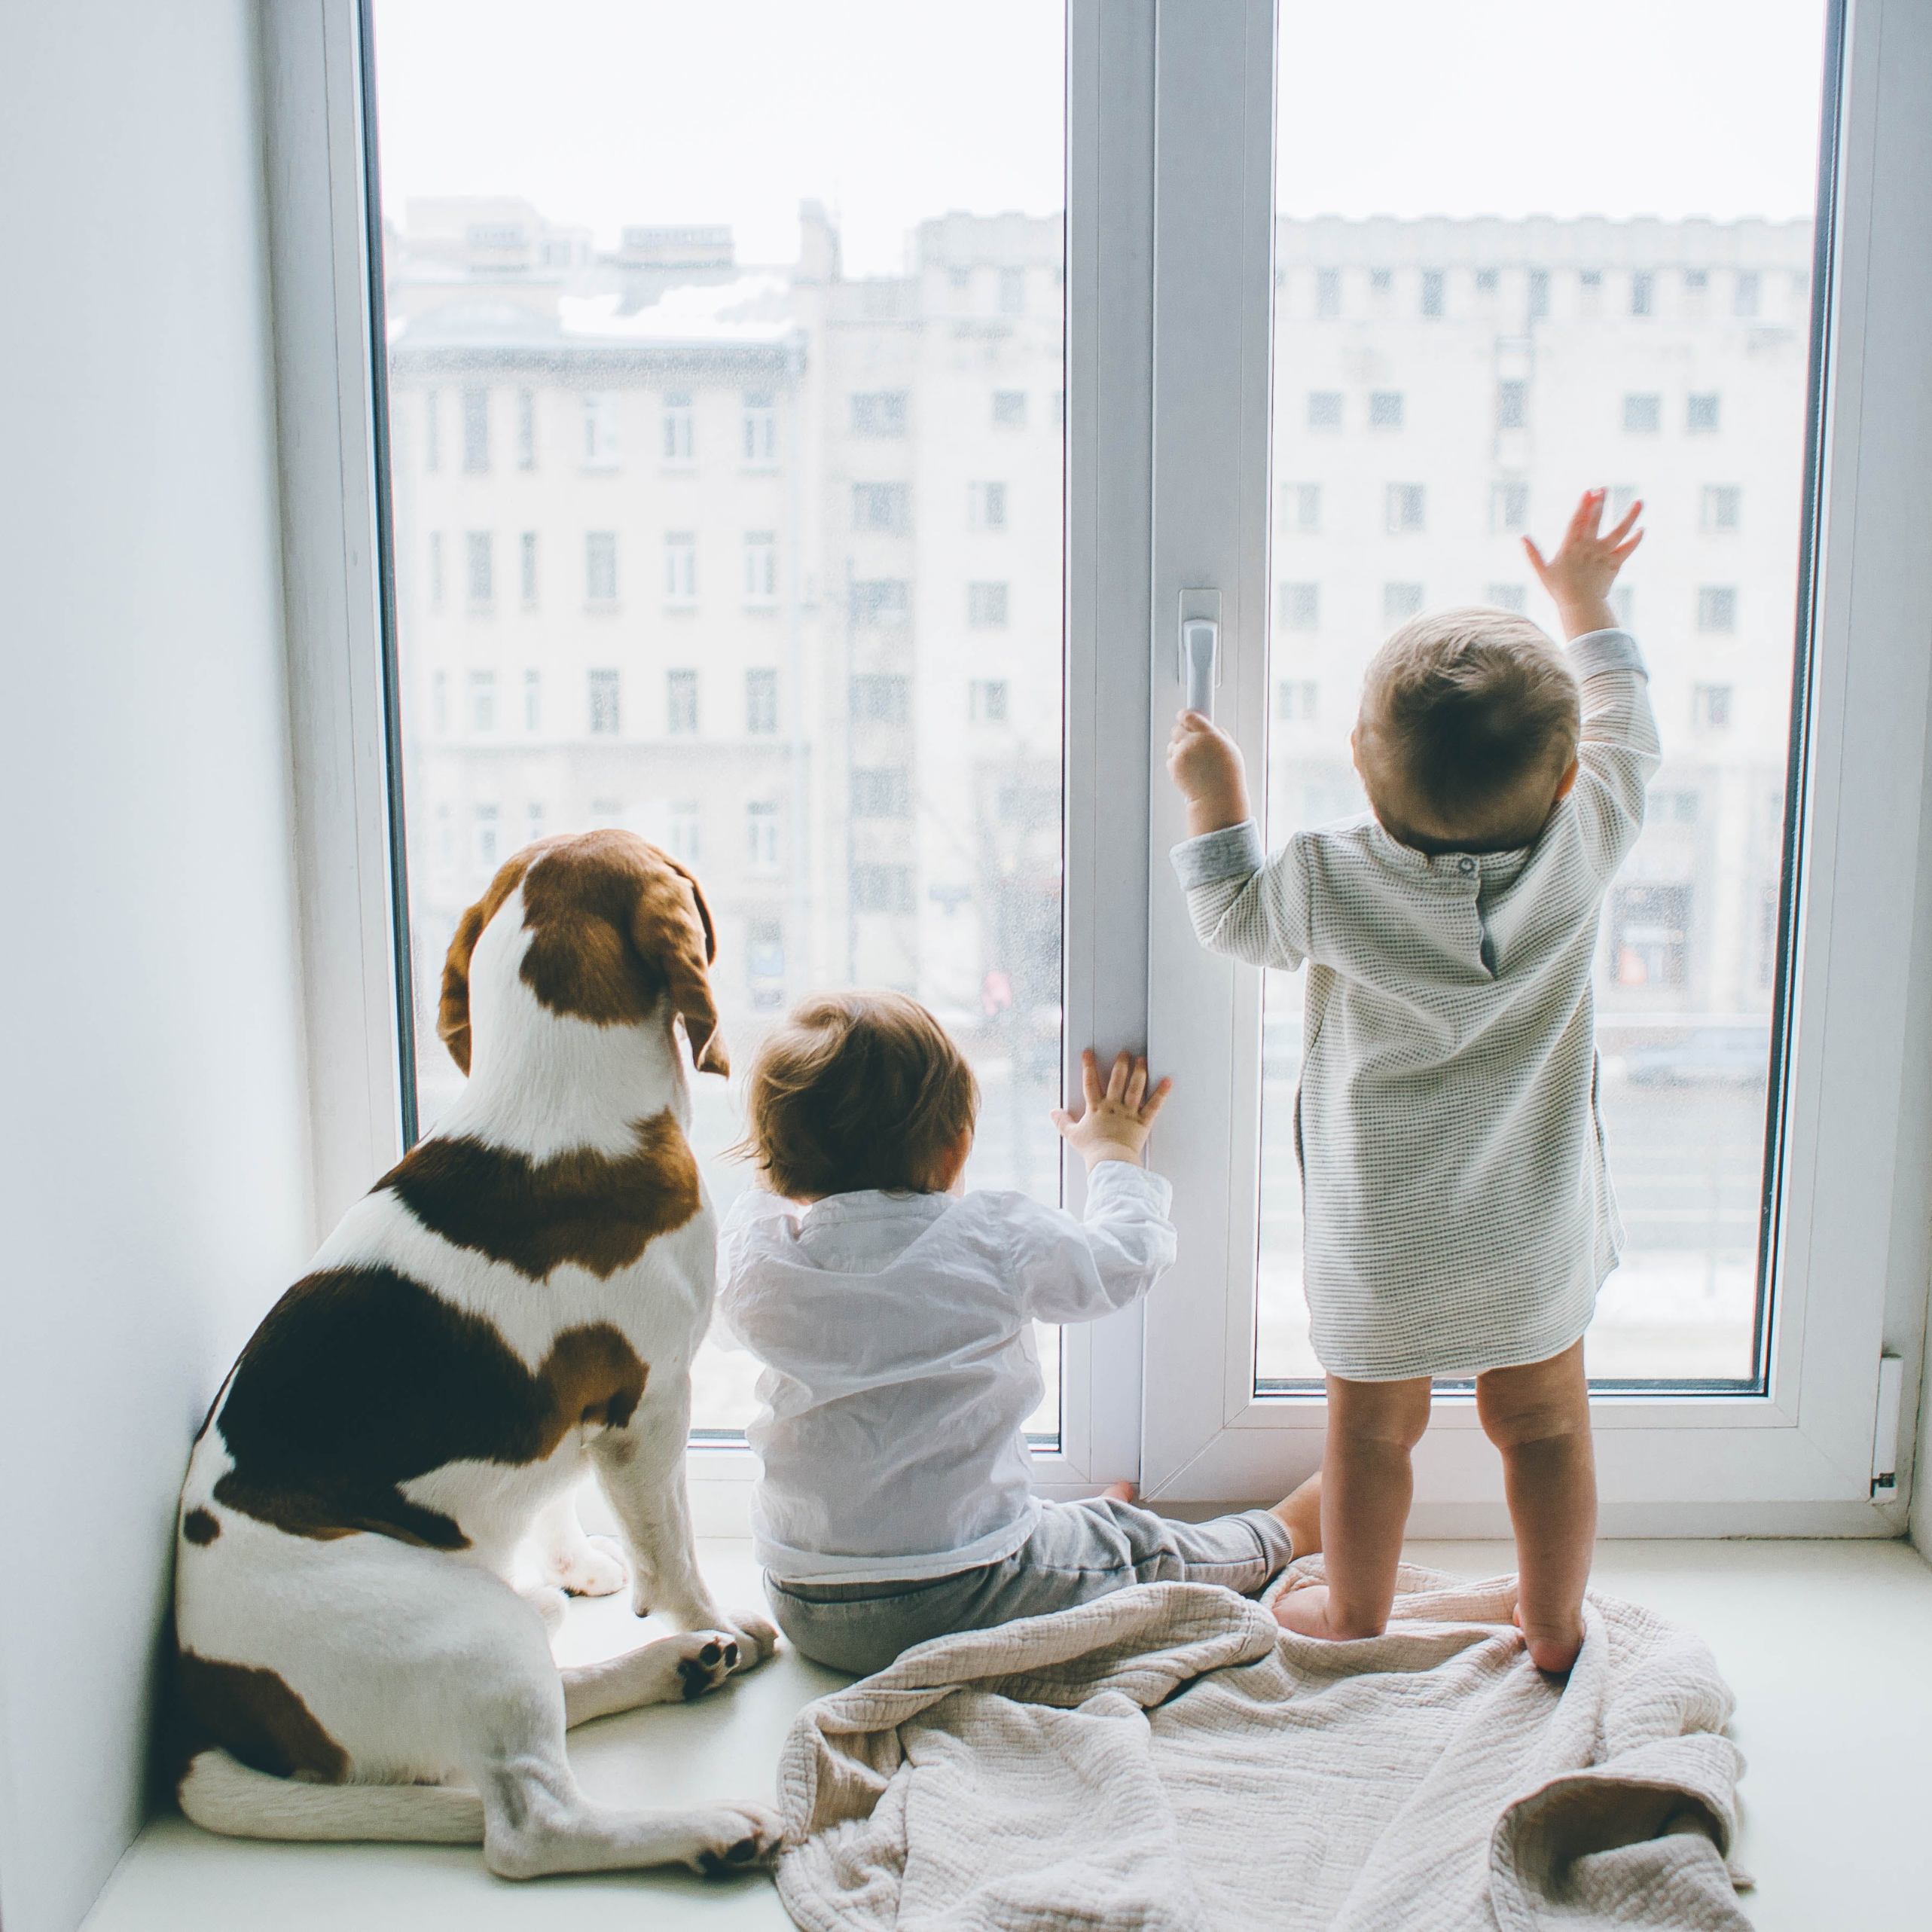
[1174,628,1661,1380]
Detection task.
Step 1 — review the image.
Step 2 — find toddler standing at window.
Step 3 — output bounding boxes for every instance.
[718,990,1320,1675]
[1166,490,1656,1672]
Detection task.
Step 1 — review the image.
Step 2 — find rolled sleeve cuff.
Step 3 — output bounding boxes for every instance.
[1569,628,1648,680]
[1170,819,1265,891]
[1083,1156,1174,1216]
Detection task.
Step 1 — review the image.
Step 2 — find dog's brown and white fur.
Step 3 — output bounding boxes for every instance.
[172,832,782,1878]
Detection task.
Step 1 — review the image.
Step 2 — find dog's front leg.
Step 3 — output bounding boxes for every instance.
[589,1378,777,1665]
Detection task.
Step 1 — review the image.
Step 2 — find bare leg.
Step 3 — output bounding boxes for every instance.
[1477,1341,1595,1674]
[1270,1470,1323,1558]
[1274,1375,1430,1641]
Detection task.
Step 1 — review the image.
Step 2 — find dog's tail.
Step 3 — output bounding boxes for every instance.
[177,1748,485,1844]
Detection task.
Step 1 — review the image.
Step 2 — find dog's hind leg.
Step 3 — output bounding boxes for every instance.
[527,1488,628,1599]
[560,1628,745,1726]
[462,1669,782,1880]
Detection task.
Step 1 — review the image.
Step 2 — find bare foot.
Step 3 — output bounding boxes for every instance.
[1512,1603,1583,1675]
[1271,1583,1384,1642]
[1101,1480,1137,1503]
[1270,1471,1323,1558]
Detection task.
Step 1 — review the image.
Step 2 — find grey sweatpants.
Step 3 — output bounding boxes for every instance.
[765,1497,1295,1675]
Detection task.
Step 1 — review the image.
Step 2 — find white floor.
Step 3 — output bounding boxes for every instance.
[85,1536,1932,1931]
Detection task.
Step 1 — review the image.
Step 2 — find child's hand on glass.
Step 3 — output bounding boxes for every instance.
[1167,711,1253,838]
[1052,1048,1173,1169]
[1524,487,1644,640]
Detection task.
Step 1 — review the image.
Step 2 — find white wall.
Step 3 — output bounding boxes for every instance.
[0,6,314,1931]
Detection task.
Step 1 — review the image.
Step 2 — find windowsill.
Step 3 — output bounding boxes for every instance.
[661,463,699,477]
[740,462,781,476]
[579,463,621,475]
[584,602,621,615]
[743,603,780,615]
[80,1536,1932,1932]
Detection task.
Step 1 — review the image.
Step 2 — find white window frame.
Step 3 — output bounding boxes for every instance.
[267,0,1932,1537]
[1137,0,1932,1537]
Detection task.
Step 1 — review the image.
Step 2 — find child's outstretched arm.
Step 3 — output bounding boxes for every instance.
[1525,487,1662,879]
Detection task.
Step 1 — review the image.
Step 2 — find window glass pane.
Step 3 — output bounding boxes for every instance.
[1260,0,1827,1388]
[368,0,1068,1437]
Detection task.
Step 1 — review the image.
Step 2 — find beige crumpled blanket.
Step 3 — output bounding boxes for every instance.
[774,1564,1748,1930]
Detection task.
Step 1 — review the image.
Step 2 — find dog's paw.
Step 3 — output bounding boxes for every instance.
[673,1631,747,1702]
[541,1534,629,1598]
[716,1609,780,1667]
[520,1583,569,1634]
[687,1803,786,1876]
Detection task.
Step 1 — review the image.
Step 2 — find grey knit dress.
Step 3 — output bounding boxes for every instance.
[1174,630,1662,1381]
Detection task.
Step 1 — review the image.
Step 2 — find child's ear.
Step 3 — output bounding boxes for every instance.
[1552,754,1582,804]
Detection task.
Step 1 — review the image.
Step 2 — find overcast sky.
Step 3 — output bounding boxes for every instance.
[371,0,1828,278]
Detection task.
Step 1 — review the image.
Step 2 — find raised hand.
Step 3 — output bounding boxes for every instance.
[1524,487,1644,640]
[1167,710,1252,838]
[1051,1048,1173,1170]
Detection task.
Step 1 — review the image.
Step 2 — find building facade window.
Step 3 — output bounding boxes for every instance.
[1278,581,1320,630]
[1369,389,1404,429]
[588,668,620,734]
[1283,482,1320,530]
[850,673,910,723]
[967,581,1009,627]
[1687,392,1721,432]
[585,530,617,603]
[1308,390,1343,429]
[1734,270,1761,317]
[1609,484,1640,522]
[990,389,1027,428]
[1623,392,1662,432]
[743,390,777,462]
[475,803,499,872]
[1631,270,1655,316]
[1315,267,1341,318]
[1276,679,1319,721]
[852,767,913,817]
[853,482,910,533]
[523,667,541,732]
[746,800,781,872]
[1491,481,1530,531]
[466,530,493,603]
[970,679,1009,723]
[1421,269,1445,317]
[662,392,695,462]
[664,532,697,603]
[1693,682,1734,729]
[851,578,909,627]
[1697,585,1738,631]
[462,387,489,472]
[424,389,441,472]
[1528,269,1550,318]
[516,389,536,469]
[1485,582,1528,612]
[746,918,785,1006]
[1385,484,1426,533]
[1610,883,1690,987]
[999,267,1026,315]
[669,801,701,868]
[1475,267,1499,294]
[1497,379,1528,429]
[743,531,777,603]
[850,864,914,913]
[969,481,1008,530]
[582,391,619,469]
[850,390,908,438]
[746,667,779,734]
[429,530,445,608]
[1702,485,1741,532]
[667,668,699,734]
[1611,586,1634,628]
[526,801,545,844]
[519,531,537,603]
[1384,581,1424,624]
[469,669,496,732]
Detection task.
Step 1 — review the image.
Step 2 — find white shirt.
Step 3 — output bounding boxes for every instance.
[716,1162,1176,1581]
[1173,629,1661,1381]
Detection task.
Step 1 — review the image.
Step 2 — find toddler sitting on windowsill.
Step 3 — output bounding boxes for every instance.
[716,989,1320,1676]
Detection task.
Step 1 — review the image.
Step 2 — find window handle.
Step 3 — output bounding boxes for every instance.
[1181,617,1219,719]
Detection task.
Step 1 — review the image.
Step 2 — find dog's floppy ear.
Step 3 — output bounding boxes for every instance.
[633,853,728,1076]
[438,853,539,1075]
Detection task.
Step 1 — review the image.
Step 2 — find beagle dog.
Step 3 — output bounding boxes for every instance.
[172,830,783,1879]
